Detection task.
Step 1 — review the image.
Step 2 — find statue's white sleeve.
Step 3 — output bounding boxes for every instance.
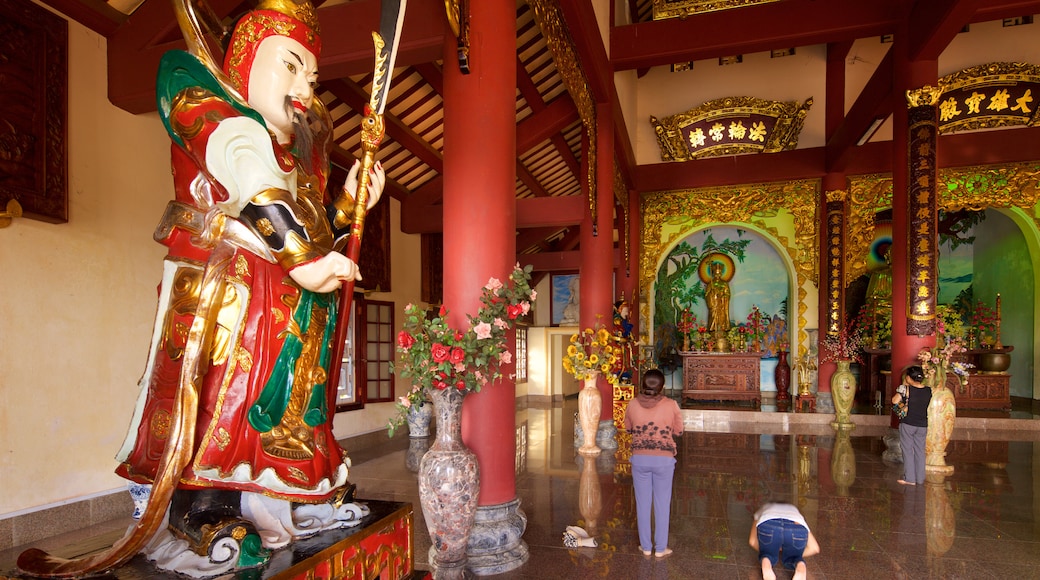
[205,116,297,218]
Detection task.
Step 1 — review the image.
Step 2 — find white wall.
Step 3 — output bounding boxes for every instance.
[1,10,171,515]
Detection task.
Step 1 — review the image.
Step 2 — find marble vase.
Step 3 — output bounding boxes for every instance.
[830,360,856,429]
[925,385,956,474]
[577,374,602,456]
[406,400,433,438]
[419,387,480,572]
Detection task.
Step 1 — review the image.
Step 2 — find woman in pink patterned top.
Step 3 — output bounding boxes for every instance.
[624,369,684,558]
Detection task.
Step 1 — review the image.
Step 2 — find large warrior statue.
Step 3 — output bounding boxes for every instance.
[20,0,398,576]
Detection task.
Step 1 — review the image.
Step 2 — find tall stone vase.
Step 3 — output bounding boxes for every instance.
[419,387,480,572]
[830,360,856,429]
[925,384,956,475]
[577,373,602,456]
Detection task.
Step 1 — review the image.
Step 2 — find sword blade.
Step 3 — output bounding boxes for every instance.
[370,0,407,115]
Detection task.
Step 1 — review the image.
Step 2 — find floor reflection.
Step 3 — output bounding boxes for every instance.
[345,397,1040,579]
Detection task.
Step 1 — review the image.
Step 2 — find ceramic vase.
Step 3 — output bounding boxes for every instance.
[830,359,856,428]
[774,350,791,404]
[419,387,480,571]
[406,400,433,438]
[925,385,956,474]
[577,374,602,456]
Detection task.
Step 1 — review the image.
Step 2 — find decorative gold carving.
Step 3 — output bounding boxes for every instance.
[527,0,597,225]
[846,175,892,287]
[640,180,818,341]
[846,161,1040,287]
[653,0,782,19]
[255,217,275,236]
[934,62,1040,134]
[651,96,812,161]
[906,85,941,108]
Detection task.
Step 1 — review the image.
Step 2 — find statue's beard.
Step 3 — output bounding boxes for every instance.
[289,99,329,173]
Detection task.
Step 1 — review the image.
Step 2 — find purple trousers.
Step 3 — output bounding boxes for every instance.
[631,454,676,552]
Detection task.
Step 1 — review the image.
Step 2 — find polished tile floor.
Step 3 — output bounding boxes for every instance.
[349,397,1040,579]
[4,397,1040,579]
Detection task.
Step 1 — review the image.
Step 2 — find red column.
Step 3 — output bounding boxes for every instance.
[580,103,616,420]
[890,40,937,382]
[817,172,846,393]
[442,0,517,507]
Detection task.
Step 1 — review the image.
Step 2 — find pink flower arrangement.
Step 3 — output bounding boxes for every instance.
[820,318,866,364]
[388,264,535,435]
[917,338,973,390]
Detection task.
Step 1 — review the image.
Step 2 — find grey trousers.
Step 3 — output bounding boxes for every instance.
[899,422,927,484]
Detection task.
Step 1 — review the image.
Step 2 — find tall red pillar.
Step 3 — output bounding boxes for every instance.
[579,103,617,448]
[441,1,527,572]
[890,38,937,386]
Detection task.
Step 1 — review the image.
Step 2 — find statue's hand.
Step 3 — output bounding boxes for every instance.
[343,160,386,211]
[289,252,361,293]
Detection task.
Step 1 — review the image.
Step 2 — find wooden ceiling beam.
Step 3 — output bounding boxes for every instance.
[612,0,901,71]
[521,250,582,272]
[322,77,444,173]
[38,0,124,36]
[517,97,580,152]
[517,227,568,253]
[906,0,986,61]
[826,49,894,173]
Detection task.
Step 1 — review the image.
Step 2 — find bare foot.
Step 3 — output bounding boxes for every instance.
[897,479,916,486]
[761,557,776,580]
[793,561,807,580]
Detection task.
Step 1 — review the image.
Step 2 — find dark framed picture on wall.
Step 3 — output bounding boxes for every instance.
[551,273,580,326]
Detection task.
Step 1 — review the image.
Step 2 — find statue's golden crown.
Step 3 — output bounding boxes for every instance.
[255,0,320,33]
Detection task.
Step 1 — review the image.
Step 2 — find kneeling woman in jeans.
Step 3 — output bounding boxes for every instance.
[749,502,820,580]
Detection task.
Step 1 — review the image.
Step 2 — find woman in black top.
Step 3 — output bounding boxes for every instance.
[892,365,930,485]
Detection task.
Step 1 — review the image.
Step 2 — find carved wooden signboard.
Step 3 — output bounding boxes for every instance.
[0,0,68,223]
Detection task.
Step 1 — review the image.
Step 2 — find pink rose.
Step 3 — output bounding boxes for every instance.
[499,350,512,364]
[397,331,416,349]
[520,301,530,315]
[485,277,503,291]
[474,321,492,339]
[529,290,537,300]
[431,343,451,363]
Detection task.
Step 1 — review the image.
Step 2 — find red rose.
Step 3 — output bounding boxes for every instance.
[449,347,465,364]
[397,331,415,349]
[454,330,463,341]
[456,379,466,391]
[433,379,448,390]
[439,305,447,317]
[507,304,523,320]
[431,343,451,363]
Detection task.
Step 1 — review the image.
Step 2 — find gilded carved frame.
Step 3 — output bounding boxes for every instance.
[844,162,1040,289]
[640,180,819,348]
[652,0,783,19]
